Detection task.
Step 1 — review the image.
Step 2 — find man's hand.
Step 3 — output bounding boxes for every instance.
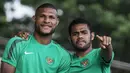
[16,31,30,40]
[96,35,112,49]
[96,35,113,62]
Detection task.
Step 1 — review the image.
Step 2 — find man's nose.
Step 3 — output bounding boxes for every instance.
[78,33,83,38]
[44,17,50,23]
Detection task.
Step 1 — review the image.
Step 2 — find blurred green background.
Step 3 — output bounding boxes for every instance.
[0,0,130,73]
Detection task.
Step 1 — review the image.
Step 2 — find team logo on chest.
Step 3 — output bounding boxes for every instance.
[46,57,54,65]
[81,59,89,67]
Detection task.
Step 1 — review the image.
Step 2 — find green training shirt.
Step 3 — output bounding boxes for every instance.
[2,35,71,73]
[69,48,114,73]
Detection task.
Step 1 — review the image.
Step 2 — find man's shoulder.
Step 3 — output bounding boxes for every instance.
[52,40,64,49]
[52,40,70,54]
[9,36,23,41]
[88,48,101,57]
[7,36,28,47]
[92,48,101,52]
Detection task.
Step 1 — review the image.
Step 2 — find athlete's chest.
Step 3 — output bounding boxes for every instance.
[69,52,102,73]
[17,44,61,69]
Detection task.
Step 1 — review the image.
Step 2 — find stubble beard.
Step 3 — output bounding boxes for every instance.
[71,35,92,52]
[35,24,55,37]
[72,41,92,52]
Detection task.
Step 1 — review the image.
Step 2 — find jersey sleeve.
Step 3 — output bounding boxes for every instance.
[1,37,23,67]
[58,50,71,73]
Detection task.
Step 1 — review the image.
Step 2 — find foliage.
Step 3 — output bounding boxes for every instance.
[0,0,130,65]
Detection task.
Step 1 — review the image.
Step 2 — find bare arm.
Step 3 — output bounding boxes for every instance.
[96,35,113,62]
[1,37,22,73]
[1,62,15,73]
[100,44,113,62]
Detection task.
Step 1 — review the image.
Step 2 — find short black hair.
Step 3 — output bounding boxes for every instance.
[68,18,93,35]
[35,3,57,15]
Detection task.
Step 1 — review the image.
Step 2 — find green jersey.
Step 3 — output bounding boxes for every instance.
[2,35,71,73]
[69,48,114,73]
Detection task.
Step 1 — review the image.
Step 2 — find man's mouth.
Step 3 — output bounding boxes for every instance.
[41,24,52,28]
[76,40,86,46]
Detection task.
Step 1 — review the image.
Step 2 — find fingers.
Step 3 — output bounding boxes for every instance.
[103,36,111,46]
[100,43,106,49]
[108,37,111,45]
[103,36,107,46]
[96,35,103,41]
[97,35,112,49]
[16,31,30,40]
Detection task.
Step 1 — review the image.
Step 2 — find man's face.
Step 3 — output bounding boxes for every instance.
[34,7,59,36]
[70,24,94,52]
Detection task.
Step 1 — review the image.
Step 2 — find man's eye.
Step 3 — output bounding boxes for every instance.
[81,31,88,34]
[40,15,44,17]
[72,32,78,36]
[49,16,55,19]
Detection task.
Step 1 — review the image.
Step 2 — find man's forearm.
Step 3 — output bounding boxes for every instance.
[1,62,15,73]
[101,45,113,62]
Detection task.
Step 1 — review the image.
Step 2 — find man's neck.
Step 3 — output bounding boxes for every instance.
[34,32,52,45]
[76,46,92,58]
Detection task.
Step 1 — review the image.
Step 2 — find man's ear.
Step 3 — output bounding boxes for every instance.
[32,15,35,22]
[54,18,59,28]
[56,18,59,26]
[91,32,95,40]
[68,36,70,42]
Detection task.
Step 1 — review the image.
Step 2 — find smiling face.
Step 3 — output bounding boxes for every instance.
[34,7,59,36]
[70,24,94,52]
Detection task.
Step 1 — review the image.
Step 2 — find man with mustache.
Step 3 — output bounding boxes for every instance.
[68,18,114,73]
[1,3,71,73]
[8,17,114,73]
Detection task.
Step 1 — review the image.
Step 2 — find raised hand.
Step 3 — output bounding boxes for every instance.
[96,35,112,49]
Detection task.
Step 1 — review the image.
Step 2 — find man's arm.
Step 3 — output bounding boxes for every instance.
[96,35,114,62]
[100,44,113,62]
[1,37,23,73]
[1,62,15,73]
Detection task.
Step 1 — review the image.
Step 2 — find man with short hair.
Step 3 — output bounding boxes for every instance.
[68,18,114,73]
[6,17,114,73]
[1,3,71,73]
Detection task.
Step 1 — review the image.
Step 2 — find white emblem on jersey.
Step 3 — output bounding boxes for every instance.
[24,51,33,54]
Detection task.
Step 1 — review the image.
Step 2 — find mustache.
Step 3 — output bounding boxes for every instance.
[35,22,51,26]
[76,39,86,42]
[76,39,86,44]
[40,24,52,26]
